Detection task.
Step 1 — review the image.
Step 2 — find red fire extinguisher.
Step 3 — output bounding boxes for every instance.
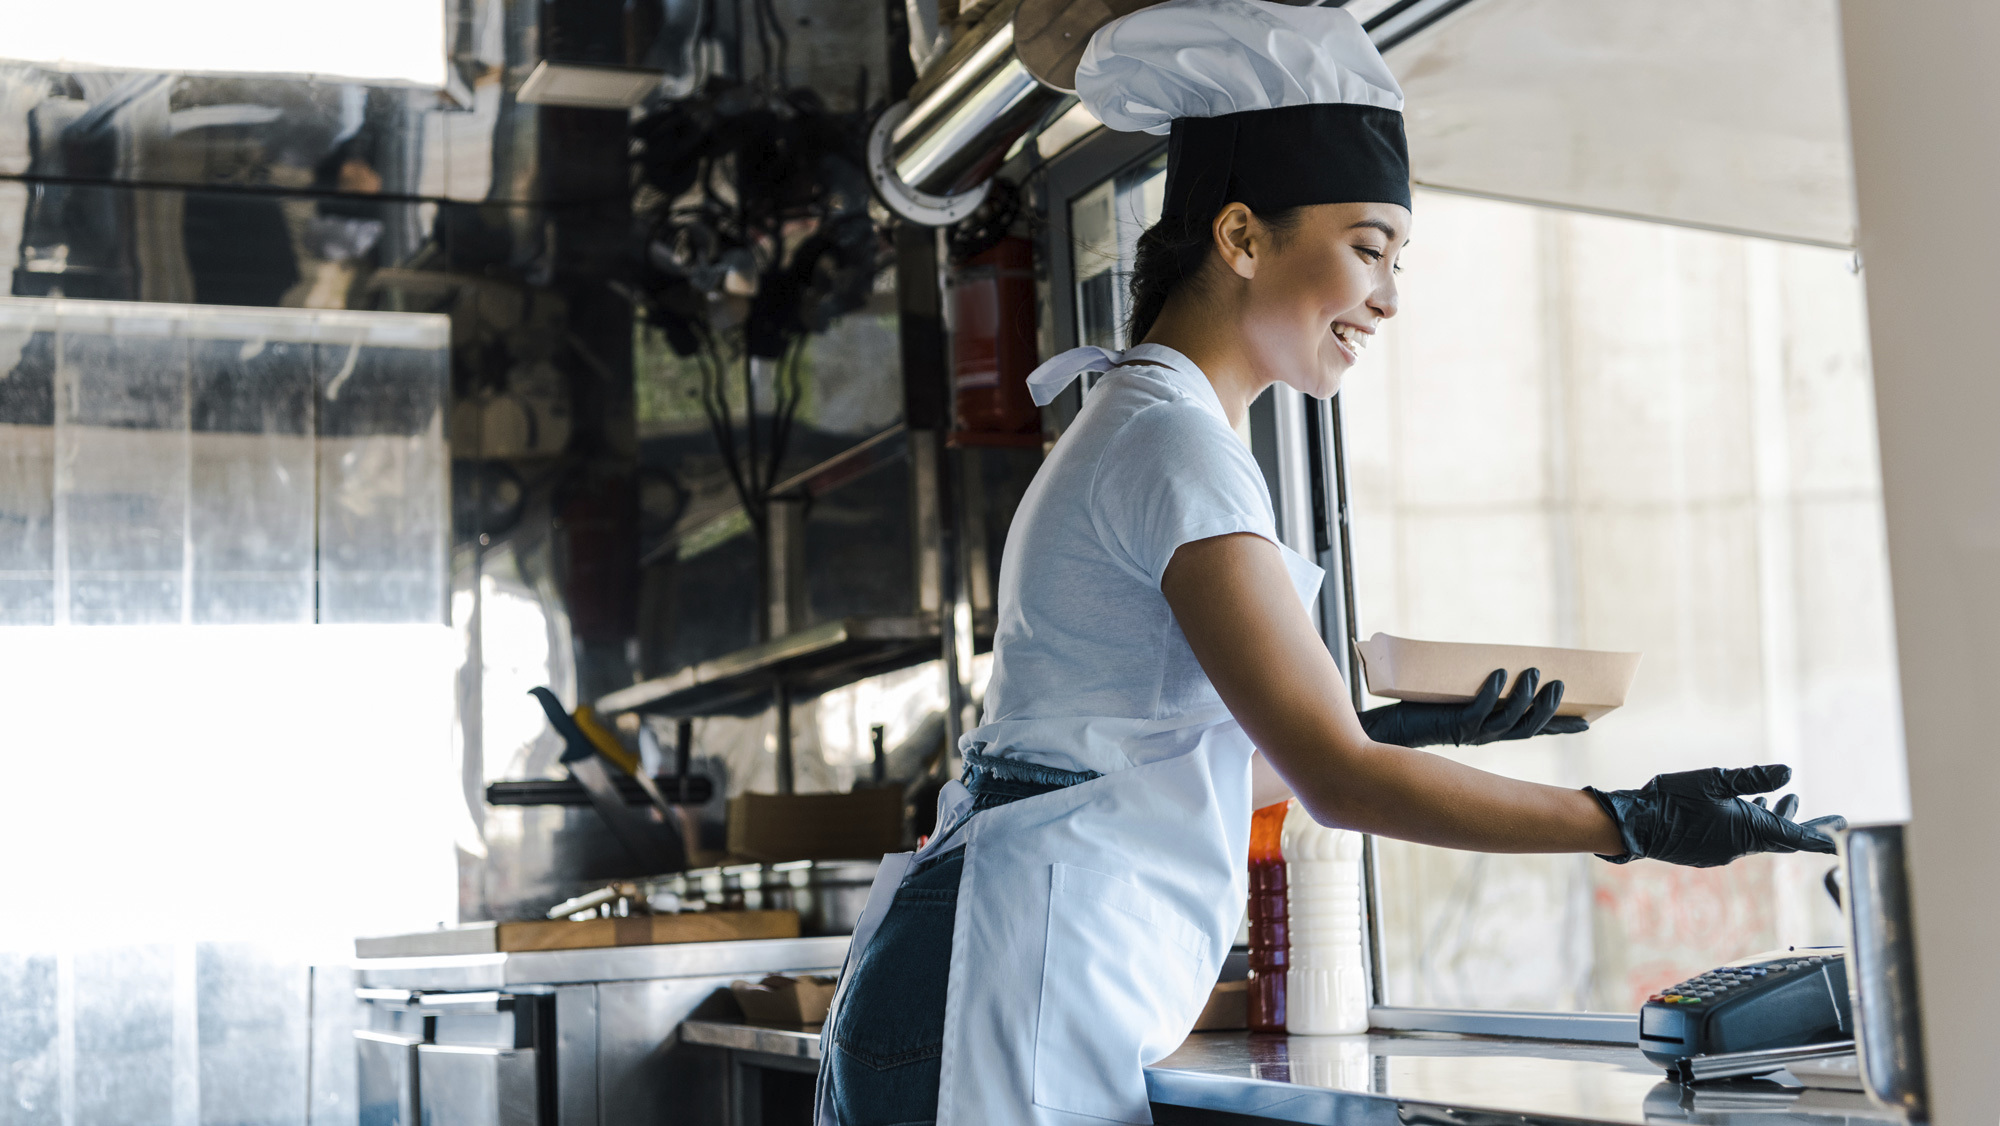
[949,236,1042,447]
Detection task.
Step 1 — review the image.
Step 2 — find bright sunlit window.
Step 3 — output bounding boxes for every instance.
[0,298,454,1124]
[1344,189,1904,1012]
[2,0,448,87]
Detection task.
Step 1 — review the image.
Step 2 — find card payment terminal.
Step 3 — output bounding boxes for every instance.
[1637,947,1851,1070]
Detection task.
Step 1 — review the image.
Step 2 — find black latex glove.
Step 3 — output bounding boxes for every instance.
[1358,668,1590,748]
[1584,764,1847,867]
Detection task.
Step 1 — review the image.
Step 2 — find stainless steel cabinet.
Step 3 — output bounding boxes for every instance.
[418,1045,541,1126]
[356,1031,422,1126]
[349,938,848,1126]
[356,991,555,1126]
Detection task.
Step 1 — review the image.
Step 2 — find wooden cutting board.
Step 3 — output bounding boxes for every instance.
[355,910,800,958]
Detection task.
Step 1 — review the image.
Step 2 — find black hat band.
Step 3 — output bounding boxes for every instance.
[1162,102,1411,224]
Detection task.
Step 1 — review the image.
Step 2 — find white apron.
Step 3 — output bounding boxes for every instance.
[817,544,1325,1126]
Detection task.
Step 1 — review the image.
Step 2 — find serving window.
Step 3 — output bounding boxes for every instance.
[1043,35,1902,1028]
[1342,188,1904,1013]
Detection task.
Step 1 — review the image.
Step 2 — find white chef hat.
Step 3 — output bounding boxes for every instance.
[1074,0,1410,222]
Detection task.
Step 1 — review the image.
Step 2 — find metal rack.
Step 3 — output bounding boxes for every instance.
[597,614,951,718]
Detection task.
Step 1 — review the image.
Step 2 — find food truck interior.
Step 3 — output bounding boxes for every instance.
[0,0,1992,1123]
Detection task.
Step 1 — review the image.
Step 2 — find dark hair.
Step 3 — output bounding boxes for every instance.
[1126,204,1305,342]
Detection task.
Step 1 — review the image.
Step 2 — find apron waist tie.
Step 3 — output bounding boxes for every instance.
[961,750,1101,812]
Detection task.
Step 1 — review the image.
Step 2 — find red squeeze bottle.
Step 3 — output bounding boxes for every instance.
[1246,800,1289,1033]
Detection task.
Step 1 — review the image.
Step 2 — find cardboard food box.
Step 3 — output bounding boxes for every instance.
[1191,979,1247,1031]
[727,788,904,862]
[731,974,839,1024]
[1354,633,1642,722]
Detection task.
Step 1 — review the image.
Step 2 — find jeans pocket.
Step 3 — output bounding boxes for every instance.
[828,852,961,1126]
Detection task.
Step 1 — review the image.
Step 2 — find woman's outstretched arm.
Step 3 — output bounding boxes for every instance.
[1163,532,1625,854]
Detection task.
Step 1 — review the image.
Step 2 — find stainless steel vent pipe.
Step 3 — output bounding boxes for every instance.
[868,9,1066,225]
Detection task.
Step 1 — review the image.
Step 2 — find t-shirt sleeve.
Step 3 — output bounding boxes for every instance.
[1090,398,1279,587]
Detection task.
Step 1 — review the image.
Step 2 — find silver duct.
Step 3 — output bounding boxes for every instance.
[868,14,1064,225]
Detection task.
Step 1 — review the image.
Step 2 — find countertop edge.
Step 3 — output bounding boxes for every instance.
[675,1021,1902,1126]
[354,935,850,989]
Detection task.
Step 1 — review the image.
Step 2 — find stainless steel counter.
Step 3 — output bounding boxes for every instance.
[1151,1031,1904,1124]
[678,1021,1907,1125]
[351,938,849,1126]
[353,935,849,991]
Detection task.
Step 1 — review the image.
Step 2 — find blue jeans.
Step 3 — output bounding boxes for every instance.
[825,753,1099,1126]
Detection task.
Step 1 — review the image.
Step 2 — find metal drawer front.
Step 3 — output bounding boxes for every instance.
[355,1031,422,1126]
[416,1044,539,1126]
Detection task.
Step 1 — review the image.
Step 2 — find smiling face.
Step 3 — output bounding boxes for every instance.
[1217,200,1409,399]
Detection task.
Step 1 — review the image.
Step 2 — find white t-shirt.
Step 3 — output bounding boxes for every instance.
[980,345,1288,735]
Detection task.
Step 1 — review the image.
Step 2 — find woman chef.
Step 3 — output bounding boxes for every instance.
[818,1,1844,1122]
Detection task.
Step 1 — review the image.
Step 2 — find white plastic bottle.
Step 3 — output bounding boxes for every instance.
[1281,798,1368,1034]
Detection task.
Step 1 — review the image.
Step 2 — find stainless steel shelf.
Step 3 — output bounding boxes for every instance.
[597,615,944,717]
[681,1019,822,1059]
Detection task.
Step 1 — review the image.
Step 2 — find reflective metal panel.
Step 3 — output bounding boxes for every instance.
[312,965,365,1126]
[355,1031,421,1126]
[595,978,736,1126]
[0,309,56,622]
[416,1045,539,1126]
[195,943,311,1126]
[0,954,59,1126]
[314,317,450,624]
[552,986,596,1126]
[73,945,175,1126]
[57,311,189,624]
[0,298,449,626]
[188,330,316,623]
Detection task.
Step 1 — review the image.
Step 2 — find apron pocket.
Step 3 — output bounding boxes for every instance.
[1030,862,1210,1123]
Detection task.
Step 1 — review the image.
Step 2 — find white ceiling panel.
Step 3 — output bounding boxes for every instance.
[1390,0,1856,246]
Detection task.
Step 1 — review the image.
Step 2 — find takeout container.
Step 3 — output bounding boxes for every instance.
[731,973,838,1024]
[1192,979,1248,1031]
[1353,633,1642,722]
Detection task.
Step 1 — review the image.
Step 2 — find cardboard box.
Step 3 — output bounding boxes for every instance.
[731,974,839,1024]
[727,788,904,862]
[1354,632,1642,722]
[1192,979,1248,1031]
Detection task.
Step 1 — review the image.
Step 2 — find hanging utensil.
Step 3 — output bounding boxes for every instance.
[529,688,687,874]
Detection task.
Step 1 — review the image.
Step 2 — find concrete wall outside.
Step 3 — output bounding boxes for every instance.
[1345,188,1902,1011]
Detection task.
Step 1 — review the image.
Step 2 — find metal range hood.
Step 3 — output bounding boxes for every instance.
[866,0,1477,226]
[868,0,1066,225]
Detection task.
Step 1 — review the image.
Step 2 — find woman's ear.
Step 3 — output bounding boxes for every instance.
[1213,203,1258,281]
